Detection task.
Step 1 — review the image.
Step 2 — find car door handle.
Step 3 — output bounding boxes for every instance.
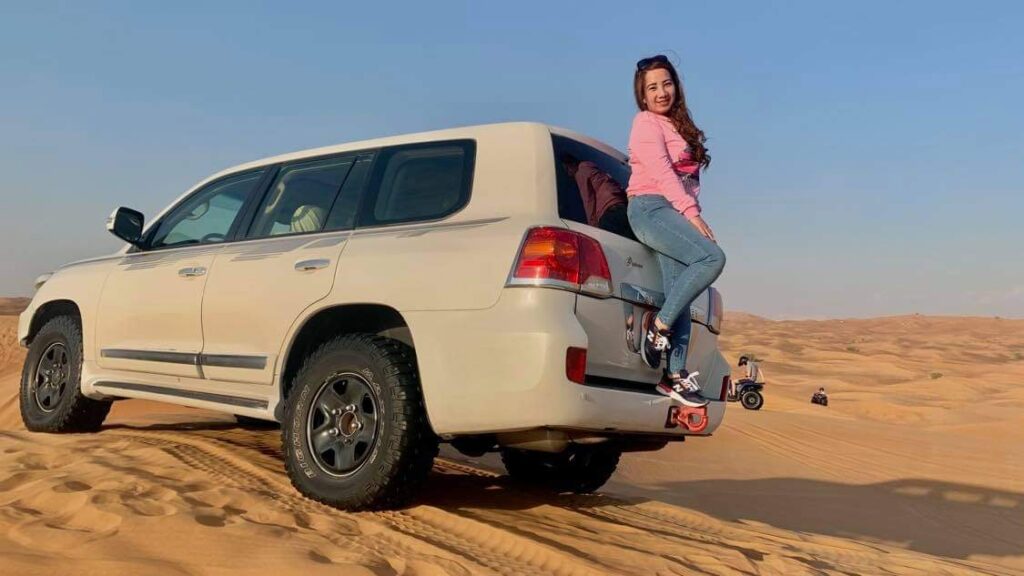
[294,258,330,272]
[178,266,207,278]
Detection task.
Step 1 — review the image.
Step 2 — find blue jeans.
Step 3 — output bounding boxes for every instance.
[627,194,726,374]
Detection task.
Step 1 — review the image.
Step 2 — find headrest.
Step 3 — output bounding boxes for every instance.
[291,205,326,233]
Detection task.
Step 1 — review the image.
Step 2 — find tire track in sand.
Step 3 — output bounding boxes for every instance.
[106,429,607,576]
[434,457,1010,576]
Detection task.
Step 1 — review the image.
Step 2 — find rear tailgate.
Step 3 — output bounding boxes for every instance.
[548,129,725,400]
[562,221,726,400]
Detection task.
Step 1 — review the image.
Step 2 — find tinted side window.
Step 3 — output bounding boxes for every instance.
[248,156,353,238]
[358,140,475,227]
[150,170,265,249]
[552,135,632,231]
[325,154,374,232]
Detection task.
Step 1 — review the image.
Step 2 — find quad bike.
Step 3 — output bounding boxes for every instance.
[727,379,764,411]
[811,392,829,406]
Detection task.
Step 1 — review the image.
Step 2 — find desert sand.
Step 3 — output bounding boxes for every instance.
[0,305,1021,575]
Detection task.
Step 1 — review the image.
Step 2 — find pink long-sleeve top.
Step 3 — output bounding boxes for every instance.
[626,111,702,218]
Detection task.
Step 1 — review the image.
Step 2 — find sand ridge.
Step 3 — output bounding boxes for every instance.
[0,313,1021,575]
[0,297,29,317]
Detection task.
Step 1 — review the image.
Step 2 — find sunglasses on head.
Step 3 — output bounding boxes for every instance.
[636,55,669,70]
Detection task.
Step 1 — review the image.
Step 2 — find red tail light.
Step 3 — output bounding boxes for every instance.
[507,227,612,297]
[721,375,731,401]
[566,347,588,384]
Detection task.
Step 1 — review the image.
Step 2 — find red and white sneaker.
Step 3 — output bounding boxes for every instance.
[656,369,710,407]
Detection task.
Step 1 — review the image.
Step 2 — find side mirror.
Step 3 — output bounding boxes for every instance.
[106,207,145,248]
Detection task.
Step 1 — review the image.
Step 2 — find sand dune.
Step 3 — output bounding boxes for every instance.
[720,312,1024,426]
[0,297,29,317]
[0,315,22,375]
[0,313,1021,575]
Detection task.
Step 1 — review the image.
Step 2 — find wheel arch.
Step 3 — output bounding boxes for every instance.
[26,299,82,345]
[275,303,432,427]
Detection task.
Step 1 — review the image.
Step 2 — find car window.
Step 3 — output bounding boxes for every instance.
[359,140,475,227]
[552,135,633,237]
[248,156,354,238]
[150,170,265,249]
[324,154,374,232]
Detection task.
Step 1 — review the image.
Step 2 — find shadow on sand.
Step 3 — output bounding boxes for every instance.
[608,476,1024,563]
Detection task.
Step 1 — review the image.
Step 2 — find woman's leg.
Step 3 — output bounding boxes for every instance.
[628,194,726,365]
[656,253,692,375]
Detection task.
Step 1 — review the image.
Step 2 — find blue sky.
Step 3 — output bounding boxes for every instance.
[1,1,1021,318]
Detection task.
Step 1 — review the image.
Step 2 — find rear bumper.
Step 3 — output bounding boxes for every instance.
[541,383,726,435]
[404,287,727,438]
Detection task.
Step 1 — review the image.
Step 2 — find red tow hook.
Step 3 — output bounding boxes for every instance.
[674,405,709,433]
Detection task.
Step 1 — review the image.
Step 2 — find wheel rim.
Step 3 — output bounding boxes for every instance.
[306,372,380,477]
[743,393,759,408]
[33,342,70,413]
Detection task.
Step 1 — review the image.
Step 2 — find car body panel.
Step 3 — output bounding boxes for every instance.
[95,247,220,378]
[200,231,350,384]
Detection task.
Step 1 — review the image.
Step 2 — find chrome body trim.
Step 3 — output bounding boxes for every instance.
[100,349,267,371]
[101,349,198,365]
[198,354,268,370]
[506,277,580,293]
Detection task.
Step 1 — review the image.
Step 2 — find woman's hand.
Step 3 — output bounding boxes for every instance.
[687,214,716,243]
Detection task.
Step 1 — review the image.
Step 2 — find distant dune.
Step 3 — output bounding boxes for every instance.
[0,297,29,316]
[718,311,1024,426]
[0,312,1020,575]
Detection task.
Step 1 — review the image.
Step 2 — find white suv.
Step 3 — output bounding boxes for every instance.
[18,123,730,510]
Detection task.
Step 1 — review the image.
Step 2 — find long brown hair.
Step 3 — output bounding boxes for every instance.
[634,59,710,169]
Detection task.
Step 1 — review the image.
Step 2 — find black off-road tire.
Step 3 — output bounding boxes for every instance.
[741,390,764,410]
[20,316,112,433]
[501,445,622,494]
[282,334,438,511]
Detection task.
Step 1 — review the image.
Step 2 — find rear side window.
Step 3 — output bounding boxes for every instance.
[248,156,354,238]
[552,135,633,237]
[358,140,475,227]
